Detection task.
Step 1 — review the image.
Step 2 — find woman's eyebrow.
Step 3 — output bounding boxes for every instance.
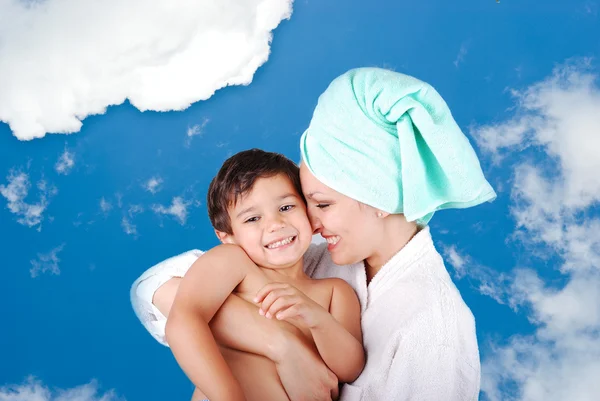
[305,191,324,199]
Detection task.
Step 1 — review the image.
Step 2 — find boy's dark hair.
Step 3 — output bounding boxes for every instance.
[207,148,304,234]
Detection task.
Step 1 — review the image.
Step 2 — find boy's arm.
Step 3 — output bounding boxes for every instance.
[156,279,339,401]
[255,280,365,384]
[310,279,365,383]
[165,244,250,401]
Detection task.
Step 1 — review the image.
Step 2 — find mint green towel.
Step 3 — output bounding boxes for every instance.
[300,68,496,225]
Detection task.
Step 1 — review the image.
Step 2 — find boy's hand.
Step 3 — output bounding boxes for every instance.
[254,283,328,329]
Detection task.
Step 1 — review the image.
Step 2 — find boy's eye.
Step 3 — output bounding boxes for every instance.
[280,204,295,212]
[244,216,260,223]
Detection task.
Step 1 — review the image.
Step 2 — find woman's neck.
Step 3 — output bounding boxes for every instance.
[364,215,419,283]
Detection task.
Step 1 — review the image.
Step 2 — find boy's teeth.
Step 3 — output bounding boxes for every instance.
[326,236,340,245]
[267,236,295,249]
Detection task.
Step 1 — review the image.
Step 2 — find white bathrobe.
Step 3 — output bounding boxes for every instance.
[131,227,480,401]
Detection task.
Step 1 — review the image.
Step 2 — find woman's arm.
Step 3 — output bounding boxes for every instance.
[166,244,249,401]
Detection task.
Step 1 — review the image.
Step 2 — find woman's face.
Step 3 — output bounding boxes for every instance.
[300,163,381,265]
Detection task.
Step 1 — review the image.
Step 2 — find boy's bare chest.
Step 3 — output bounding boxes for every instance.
[235,268,333,315]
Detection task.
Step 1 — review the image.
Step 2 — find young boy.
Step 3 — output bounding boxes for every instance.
[159,149,364,401]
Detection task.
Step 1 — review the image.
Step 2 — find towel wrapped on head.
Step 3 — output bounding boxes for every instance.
[300,67,496,225]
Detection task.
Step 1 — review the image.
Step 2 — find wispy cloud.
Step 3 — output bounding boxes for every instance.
[185,118,210,146]
[0,0,293,140]
[469,59,600,401]
[454,42,468,68]
[0,170,56,229]
[99,197,112,214]
[128,204,144,217]
[121,217,137,237]
[55,147,75,175]
[0,376,123,401]
[442,245,512,306]
[583,1,598,16]
[30,244,65,278]
[142,177,163,194]
[152,196,192,225]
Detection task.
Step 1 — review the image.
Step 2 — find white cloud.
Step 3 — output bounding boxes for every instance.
[0,170,56,229]
[142,177,163,194]
[442,245,511,306]
[454,43,468,68]
[128,204,144,217]
[442,245,467,278]
[99,197,112,214]
[121,217,137,236]
[152,196,191,225]
[30,244,65,278]
[469,60,600,401]
[0,0,294,140]
[187,119,209,138]
[115,193,123,209]
[55,148,75,175]
[185,118,210,146]
[0,376,122,401]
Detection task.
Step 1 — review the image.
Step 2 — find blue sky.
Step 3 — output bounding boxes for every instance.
[1,0,599,400]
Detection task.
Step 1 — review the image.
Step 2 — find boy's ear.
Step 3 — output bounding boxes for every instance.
[215,229,236,244]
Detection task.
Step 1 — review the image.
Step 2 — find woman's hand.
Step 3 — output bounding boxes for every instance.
[254,283,329,329]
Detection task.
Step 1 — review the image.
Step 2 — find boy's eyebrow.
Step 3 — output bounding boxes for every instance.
[278,193,298,200]
[236,206,256,218]
[235,193,298,218]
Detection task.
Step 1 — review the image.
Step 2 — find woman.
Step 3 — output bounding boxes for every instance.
[131,67,495,400]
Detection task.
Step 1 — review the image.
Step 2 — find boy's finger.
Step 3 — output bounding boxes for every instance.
[254,282,288,303]
[259,289,286,314]
[265,296,294,318]
[275,304,299,321]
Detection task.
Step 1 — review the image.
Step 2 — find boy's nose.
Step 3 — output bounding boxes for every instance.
[267,215,286,232]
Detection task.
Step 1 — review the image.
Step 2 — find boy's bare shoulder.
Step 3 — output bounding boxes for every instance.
[311,277,357,300]
[194,244,257,274]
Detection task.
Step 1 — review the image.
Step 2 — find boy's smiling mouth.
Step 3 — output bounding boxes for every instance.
[265,235,297,249]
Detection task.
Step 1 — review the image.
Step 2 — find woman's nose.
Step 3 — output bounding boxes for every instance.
[308,211,322,234]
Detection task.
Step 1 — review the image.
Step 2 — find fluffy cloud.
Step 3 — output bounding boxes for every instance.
[142,177,163,194]
[0,170,56,229]
[469,60,600,401]
[0,0,293,140]
[30,244,65,278]
[152,196,191,225]
[55,148,75,175]
[0,376,122,401]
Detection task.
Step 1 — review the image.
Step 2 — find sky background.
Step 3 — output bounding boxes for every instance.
[1,0,599,400]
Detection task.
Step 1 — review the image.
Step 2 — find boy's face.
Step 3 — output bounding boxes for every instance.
[216,174,312,270]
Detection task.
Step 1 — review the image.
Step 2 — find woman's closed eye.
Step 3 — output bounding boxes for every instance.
[315,203,330,209]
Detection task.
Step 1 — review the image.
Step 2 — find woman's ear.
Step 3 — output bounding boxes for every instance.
[215,229,236,244]
[376,210,390,219]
